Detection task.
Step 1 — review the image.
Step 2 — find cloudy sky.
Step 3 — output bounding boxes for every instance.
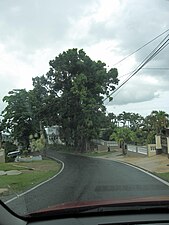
[0,0,169,116]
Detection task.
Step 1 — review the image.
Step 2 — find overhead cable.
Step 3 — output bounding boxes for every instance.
[104,34,169,103]
[112,28,169,66]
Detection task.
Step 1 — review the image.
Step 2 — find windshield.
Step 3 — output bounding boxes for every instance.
[0,0,169,217]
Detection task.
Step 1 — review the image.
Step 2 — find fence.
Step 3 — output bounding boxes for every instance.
[127,144,157,157]
[106,141,119,147]
[127,145,147,155]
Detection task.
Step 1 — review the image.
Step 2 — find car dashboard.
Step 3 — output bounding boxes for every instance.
[1,202,169,225]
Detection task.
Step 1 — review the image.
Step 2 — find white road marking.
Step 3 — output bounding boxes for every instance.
[83,154,169,186]
[113,160,169,187]
[5,157,64,204]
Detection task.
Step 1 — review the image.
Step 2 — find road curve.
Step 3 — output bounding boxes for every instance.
[6,150,169,215]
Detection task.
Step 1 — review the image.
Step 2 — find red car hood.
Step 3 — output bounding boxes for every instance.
[29,196,169,216]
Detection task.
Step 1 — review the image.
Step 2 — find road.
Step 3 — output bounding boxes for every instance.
[6,151,169,215]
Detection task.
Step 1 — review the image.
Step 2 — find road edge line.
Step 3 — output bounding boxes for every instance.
[5,157,64,204]
[111,159,169,187]
[65,153,169,187]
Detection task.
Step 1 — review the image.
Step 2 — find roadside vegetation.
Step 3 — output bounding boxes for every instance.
[0,48,168,155]
[0,159,61,195]
[154,172,169,183]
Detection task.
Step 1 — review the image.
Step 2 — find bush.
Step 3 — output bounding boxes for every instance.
[29,134,46,152]
[46,144,75,152]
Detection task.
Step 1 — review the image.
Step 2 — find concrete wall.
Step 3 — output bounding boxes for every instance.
[106,141,118,147]
[97,145,116,152]
[147,144,156,157]
[92,139,118,152]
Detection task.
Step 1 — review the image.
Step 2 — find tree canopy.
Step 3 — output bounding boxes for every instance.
[39,48,119,151]
[1,48,119,152]
[1,89,35,148]
[1,48,169,152]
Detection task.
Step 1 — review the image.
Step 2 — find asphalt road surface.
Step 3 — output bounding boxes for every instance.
[5,151,169,215]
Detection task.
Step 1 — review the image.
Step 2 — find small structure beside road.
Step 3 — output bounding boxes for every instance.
[92,139,118,152]
[147,144,156,157]
[0,148,5,163]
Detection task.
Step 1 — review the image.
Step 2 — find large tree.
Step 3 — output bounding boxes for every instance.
[1,49,118,151]
[1,89,36,148]
[37,48,119,151]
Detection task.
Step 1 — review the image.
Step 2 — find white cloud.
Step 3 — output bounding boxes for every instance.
[0,0,169,115]
[106,90,169,117]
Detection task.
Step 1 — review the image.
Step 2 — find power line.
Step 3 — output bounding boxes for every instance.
[112,40,169,100]
[130,33,169,73]
[112,28,169,66]
[115,39,169,96]
[142,68,169,70]
[118,71,133,79]
[118,67,169,80]
[104,34,169,103]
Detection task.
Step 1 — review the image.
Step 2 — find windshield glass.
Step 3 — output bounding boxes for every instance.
[0,0,169,216]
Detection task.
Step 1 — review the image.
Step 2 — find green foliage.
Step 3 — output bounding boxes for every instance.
[146,131,156,144]
[29,134,46,152]
[100,127,116,141]
[144,111,169,135]
[108,110,169,146]
[133,129,147,145]
[8,49,160,151]
[1,47,168,152]
[34,48,118,152]
[116,111,144,129]
[1,89,38,148]
[110,127,135,144]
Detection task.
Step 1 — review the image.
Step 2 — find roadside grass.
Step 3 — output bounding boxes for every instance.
[154,172,169,183]
[0,163,26,171]
[0,160,61,195]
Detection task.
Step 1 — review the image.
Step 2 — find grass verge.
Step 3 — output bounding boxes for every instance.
[154,172,169,183]
[0,159,61,195]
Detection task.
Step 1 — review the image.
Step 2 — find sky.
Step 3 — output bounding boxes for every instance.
[0,0,169,117]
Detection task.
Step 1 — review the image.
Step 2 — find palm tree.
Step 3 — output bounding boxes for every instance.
[150,110,169,134]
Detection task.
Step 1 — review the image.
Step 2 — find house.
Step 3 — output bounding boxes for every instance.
[44,125,63,145]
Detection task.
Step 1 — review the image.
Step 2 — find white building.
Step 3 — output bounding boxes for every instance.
[44,125,63,145]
